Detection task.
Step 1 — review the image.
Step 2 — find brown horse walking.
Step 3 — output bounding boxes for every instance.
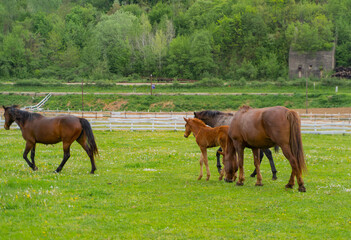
[223,106,307,192]
[183,117,229,181]
[3,105,98,173]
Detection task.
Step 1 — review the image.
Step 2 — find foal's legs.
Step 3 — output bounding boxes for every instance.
[76,137,97,174]
[199,147,210,181]
[23,141,37,170]
[198,153,204,180]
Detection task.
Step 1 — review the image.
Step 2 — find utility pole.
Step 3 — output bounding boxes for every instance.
[150,74,153,96]
[81,78,84,117]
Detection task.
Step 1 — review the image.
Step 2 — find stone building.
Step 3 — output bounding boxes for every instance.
[288,46,335,79]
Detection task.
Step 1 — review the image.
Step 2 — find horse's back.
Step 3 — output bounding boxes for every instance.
[230,106,291,148]
[31,115,82,144]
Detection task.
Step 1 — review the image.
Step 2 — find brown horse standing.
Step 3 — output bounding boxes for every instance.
[183,117,229,181]
[223,106,307,192]
[3,105,98,173]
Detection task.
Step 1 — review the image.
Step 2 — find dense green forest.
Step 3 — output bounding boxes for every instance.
[0,0,350,81]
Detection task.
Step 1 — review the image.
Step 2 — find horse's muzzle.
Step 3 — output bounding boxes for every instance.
[224,178,234,183]
[4,124,9,130]
[184,134,188,138]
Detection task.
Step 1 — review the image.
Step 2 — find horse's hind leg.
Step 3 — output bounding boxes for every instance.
[76,136,96,174]
[281,145,301,190]
[23,141,37,170]
[55,143,71,173]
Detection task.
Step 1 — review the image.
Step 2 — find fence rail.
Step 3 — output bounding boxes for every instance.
[0,111,350,134]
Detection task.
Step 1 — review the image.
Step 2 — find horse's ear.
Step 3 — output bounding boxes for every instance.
[13,105,19,109]
[183,117,188,122]
[193,112,197,117]
[2,105,6,110]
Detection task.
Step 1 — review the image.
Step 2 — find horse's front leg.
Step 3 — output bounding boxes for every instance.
[263,148,277,180]
[236,146,245,186]
[30,144,38,171]
[197,153,204,180]
[23,141,36,170]
[252,148,263,186]
[216,147,222,174]
[200,148,210,181]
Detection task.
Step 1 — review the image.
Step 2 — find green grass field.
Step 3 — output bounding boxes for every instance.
[0,130,350,239]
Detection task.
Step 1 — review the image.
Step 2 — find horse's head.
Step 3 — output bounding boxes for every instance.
[183,117,192,138]
[222,142,238,183]
[3,105,17,130]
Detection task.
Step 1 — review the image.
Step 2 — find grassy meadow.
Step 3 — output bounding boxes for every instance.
[0,130,350,239]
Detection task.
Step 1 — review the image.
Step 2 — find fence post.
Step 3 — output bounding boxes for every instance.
[109,122,112,132]
[152,119,155,132]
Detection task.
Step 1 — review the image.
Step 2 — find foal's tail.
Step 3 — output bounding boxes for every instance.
[286,110,306,173]
[79,118,99,157]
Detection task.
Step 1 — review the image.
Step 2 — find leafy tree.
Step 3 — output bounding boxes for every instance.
[189,30,216,79]
[166,35,192,79]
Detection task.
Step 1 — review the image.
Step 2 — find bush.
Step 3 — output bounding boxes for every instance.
[95,80,115,88]
[14,79,43,87]
[235,60,258,80]
[195,77,224,87]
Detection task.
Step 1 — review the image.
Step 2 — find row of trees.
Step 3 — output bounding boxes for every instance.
[0,0,350,81]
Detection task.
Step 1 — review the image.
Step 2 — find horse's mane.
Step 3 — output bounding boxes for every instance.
[190,118,207,127]
[9,106,42,126]
[194,110,233,118]
[239,105,252,113]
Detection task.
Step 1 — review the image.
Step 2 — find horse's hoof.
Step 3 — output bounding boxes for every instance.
[32,166,38,171]
[250,173,256,178]
[197,177,202,180]
[285,184,294,189]
[272,176,277,181]
[219,176,223,181]
[298,186,306,192]
[236,182,244,186]
[255,183,263,186]
[206,177,210,181]
[224,178,233,183]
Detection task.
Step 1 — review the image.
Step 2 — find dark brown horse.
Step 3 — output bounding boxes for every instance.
[3,105,98,173]
[223,106,307,192]
[183,117,229,181]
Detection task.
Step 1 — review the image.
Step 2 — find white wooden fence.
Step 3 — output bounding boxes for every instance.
[0,111,351,134]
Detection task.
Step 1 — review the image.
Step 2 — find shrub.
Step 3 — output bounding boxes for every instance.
[14,79,43,87]
[195,77,224,87]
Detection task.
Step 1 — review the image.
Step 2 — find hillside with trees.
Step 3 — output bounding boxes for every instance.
[0,0,350,82]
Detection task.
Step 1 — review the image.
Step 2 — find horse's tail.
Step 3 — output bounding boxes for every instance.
[286,110,306,174]
[79,118,99,157]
